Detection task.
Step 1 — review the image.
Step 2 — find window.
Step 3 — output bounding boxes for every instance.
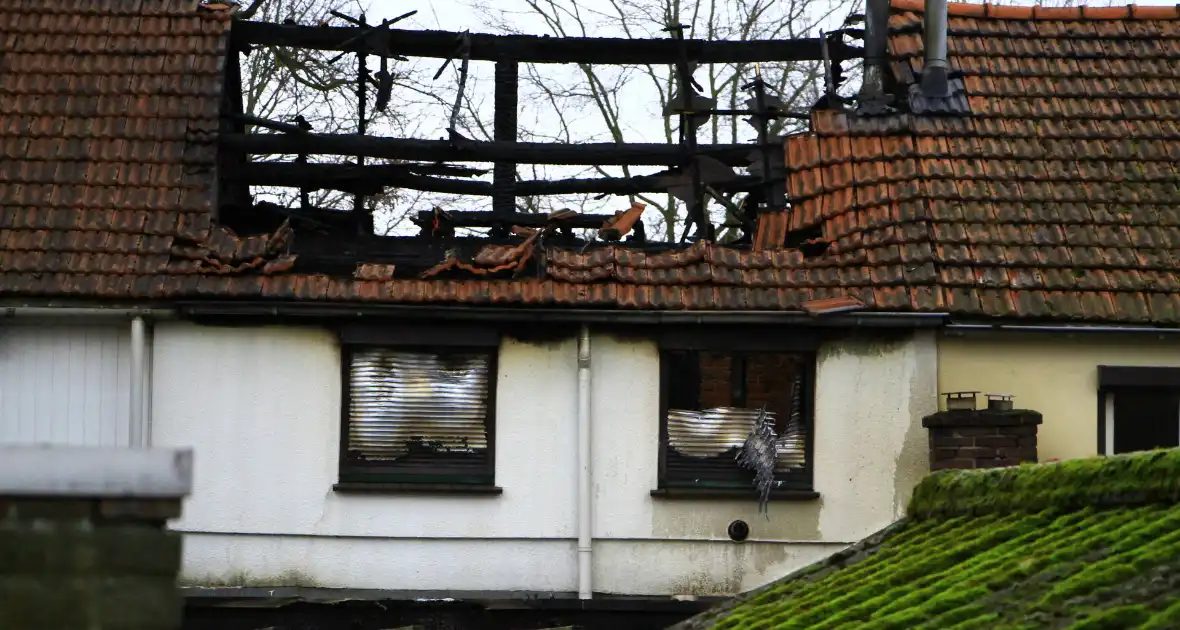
[338,325,499,490]
[1098,366,1180,456]
[659,349,814,495]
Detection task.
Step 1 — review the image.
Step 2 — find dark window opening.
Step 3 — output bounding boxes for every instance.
[659,350,813,492]
[340,346,497,485]
[1098,366,1180,456]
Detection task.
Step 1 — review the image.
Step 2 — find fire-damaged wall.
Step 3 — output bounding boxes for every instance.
[149,322,935,596]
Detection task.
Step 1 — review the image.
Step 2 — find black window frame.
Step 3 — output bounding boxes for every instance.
[1097,365,1180,456]
[653,327,819,500]
[335,324,501,494]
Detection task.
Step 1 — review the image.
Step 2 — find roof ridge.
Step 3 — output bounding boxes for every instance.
[908,448,1180,519]
[890,0,1180,20]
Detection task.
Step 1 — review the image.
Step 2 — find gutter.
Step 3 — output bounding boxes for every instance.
[181,587,721,611]
[177,302,949,328]
[1,306,175,320]
[944,324,1180,336]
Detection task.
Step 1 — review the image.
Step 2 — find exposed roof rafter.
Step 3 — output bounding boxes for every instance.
[231,21,863,64]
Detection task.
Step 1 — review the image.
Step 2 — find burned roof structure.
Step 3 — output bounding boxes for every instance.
[3,0,1180,324]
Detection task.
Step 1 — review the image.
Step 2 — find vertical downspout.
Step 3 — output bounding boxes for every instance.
[129,316,146,448]
[921,0,950,97]
[576,324,593,600]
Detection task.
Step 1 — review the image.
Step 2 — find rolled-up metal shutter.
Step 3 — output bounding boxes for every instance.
[668,407,775,458]
[345,348,492,481]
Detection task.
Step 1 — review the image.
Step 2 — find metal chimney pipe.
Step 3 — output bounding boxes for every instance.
[858,0,890,101]
[921,0,949,98]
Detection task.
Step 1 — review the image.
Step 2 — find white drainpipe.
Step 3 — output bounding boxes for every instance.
[576,324,593,599]
[129,316,148,448]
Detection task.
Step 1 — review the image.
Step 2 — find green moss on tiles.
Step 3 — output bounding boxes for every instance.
[907,448,1180,519]
[1066,606,1150,630]
[1140,600,1180,630]
[673,449,1180,630]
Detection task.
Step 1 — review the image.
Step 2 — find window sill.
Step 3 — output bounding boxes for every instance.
[333,482,503,496]
[650,488,819,501]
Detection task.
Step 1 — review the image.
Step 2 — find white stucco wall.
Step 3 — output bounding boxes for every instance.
[150,322,936,596]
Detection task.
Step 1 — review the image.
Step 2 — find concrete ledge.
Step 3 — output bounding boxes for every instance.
[0,446,192,498]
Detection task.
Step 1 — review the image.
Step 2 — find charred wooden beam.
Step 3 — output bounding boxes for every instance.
[416,210,615,229]
[231,21,862,64]
[235,162,488,195]
[221,133,761,166]
[354,13,371,237]
[493,61,519,218]
[231,162,768,196]
[225,113,309,134]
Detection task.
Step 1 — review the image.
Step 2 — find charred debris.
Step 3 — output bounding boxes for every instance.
[216,8,864,279]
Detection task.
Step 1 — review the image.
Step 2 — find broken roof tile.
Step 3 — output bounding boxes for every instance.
[801,294,866,316]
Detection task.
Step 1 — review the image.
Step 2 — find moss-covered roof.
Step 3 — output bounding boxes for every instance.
[672,450,1180,630]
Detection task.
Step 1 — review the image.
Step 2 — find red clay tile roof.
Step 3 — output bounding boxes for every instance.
[0,0,886,312]
[0,0,257,298]
[5,0,1180,320]
[776,0,1180,323]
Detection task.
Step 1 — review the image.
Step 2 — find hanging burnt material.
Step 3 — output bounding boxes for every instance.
[320,9,378,236]
[740,67,787,234]
[737,406,778,516]
[664,23,714,244]
[436,31,474,142]
[323,9,415,115]
[817,29,849,112]
[776,370,807,472]
[374,54,394,112]
[291,115,313,212]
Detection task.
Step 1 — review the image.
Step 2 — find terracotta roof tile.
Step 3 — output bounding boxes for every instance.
[757,0,1180,323]
[6,0,1180,322]
[0,0,235,283]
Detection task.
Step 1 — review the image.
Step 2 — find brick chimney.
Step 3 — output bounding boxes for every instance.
[923,393,1042,471]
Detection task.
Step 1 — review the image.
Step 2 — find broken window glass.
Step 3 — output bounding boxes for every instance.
[661,351,811,494]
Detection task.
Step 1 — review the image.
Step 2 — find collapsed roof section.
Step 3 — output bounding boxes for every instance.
[217,8,861,258]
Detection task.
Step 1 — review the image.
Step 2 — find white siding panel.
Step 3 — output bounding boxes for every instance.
[0,323,131,447]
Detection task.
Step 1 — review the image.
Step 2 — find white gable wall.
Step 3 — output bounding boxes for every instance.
[150,321,936,596]
[0,322,133,447]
